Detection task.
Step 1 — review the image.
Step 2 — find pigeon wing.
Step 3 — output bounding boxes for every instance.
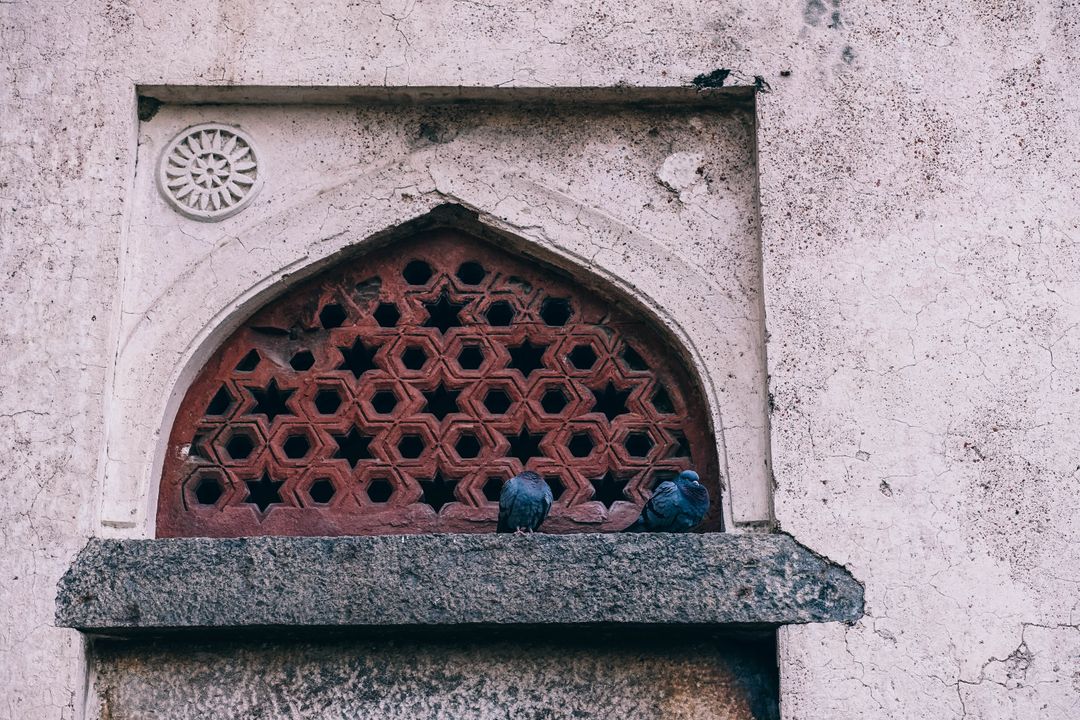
[641,480,681,531]
[532,482,553,528]
[497,476,523,533]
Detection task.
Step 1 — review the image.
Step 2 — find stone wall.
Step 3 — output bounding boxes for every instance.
[91,633,779,720]
[2,1,1078,718]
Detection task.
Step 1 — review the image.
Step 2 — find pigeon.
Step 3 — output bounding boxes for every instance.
[623,470,710,532]
[497,470,553,533]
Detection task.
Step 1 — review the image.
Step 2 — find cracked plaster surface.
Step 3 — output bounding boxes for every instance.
[3,0,1080,718]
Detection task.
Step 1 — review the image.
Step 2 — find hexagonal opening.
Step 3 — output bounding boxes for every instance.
[540,387,569,414]
[456,261,486,285]
[454,433,482,459]
[289,350,315,371]
[313,388,342,415]
[282,434,311,459]
[540,298,572,326]
[483,389,512,415]
[624,432,655,458]
[567,344,597,370]
[401,345,428,370]
[224,432,256,460]
[194,476,223,505]
[397,434,426,459]
[366,478,394,503]
[374,302,400,327]
[403,260,433,285]
[370,389,398,414]
[567,432,595,458]
[319,303,348,329]
[485,301,515,326]
[308,478,336,504]
[457,345,485,370]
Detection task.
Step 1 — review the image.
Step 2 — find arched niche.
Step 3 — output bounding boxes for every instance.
[156,212,723,536]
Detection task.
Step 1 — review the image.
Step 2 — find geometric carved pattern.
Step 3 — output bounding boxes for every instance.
[157,123,261,222]
[157,227,721,536]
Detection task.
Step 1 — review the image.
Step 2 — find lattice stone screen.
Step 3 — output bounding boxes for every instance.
[157,227,721,536]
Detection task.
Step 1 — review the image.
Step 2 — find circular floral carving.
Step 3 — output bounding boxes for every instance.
[158,123,261,221]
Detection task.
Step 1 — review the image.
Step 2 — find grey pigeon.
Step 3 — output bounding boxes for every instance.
[497,470,553,533]
[624,470,710,532]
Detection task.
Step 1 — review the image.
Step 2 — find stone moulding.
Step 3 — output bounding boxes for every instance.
[56,534,862,633]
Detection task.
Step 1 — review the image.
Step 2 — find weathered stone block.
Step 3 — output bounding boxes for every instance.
[56,533,862,632]
[91,634,780,720]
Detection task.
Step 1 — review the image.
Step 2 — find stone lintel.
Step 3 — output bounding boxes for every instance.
[136,84,754,108]
[56,534,862,633]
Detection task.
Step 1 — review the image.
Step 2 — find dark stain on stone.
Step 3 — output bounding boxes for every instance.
[806,0,844,28]
[804,0,827,26]
[691,68,731,88]
[841,46,856,64]
[418,119,457,144]
[137,95,163,122]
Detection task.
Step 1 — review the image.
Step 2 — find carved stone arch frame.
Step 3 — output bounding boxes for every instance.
[98,157,771,535]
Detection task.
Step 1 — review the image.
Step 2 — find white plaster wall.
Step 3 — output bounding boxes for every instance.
[2,1,1078,719]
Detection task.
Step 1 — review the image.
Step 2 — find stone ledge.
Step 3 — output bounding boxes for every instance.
[56,534,862,633]
[137,84,754,107]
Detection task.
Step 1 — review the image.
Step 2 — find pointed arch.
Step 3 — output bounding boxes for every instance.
[156,214,723,536]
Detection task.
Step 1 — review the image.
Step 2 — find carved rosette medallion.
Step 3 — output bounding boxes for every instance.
[157,123,261,221]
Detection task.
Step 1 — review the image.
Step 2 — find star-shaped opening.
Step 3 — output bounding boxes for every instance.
[246,379,294,423]
[331,426,374,468]
[505,426,547,464]
[422,292,467,334]
[244,471,285,513]
[417,470,459,513]
[421,382,461,421]
[590,470,631,508]
[337,338,379,378]
[507,338,549,378]
[590,380,632,421]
